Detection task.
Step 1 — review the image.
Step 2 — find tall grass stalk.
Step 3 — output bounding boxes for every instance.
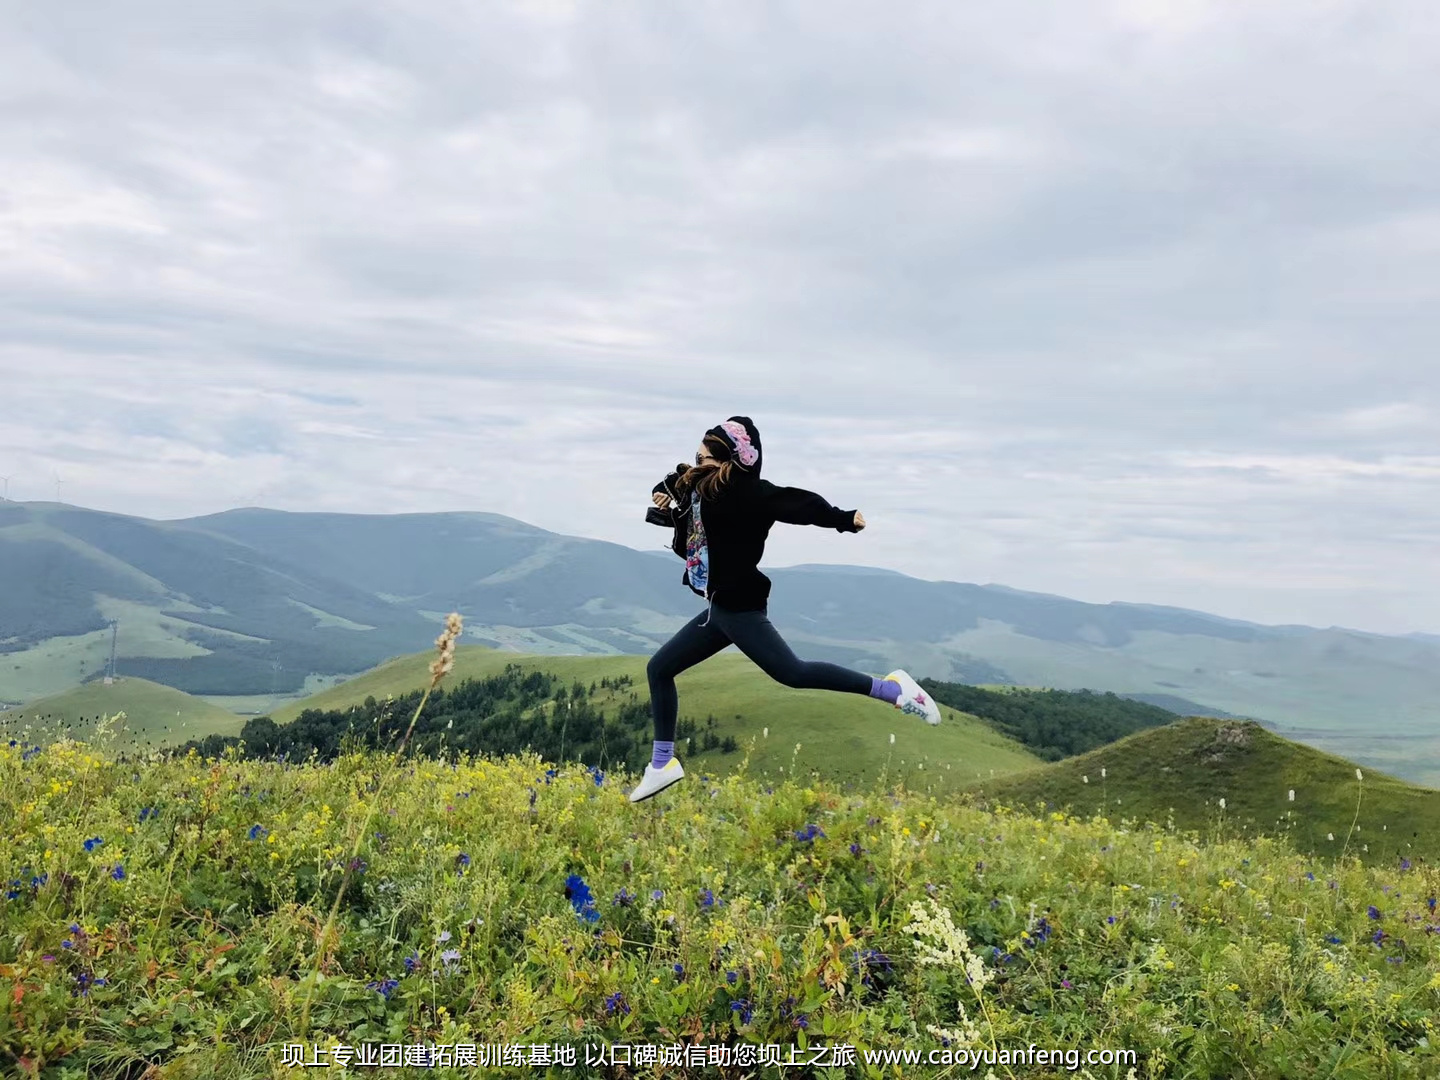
[1340,768,1364,862]
[296,612,463,1038]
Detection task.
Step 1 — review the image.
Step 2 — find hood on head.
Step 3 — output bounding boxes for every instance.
[707,415,762,479]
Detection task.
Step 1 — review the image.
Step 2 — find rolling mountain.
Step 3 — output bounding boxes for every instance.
[2,500,1438,785]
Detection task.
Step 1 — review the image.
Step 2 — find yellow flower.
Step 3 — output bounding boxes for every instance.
[1226,983,1240,992]
[1220,880,1237,889]
[651,977,660,984]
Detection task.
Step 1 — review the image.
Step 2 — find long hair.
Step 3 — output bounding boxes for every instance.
[675,434,737,502]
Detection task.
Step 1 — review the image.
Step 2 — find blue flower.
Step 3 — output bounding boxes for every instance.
[111,865,126,881]
[248,824,267,841]
[590,767,605,787]
[650,889,663,902]
[698,889,716,910]
[849,842,862,856]
[613,888,635,907]
[726,970,738,985]
[403,951,420,974]
[22,745,42,761]
[1368,906,1382,921]
[1305,872,1315,881]
[1023,917,1052,949]
[1372,929,1386,945]
[71,971,107,996]
[672,963,684,980]
[793,823,825,843]
[69,923,82,936]
[1428,896,1437,914]
[366,978,400,998]
[604,991,630,1016]
[1326,934,1343,945]
[1400,858,1412,871]
[440,948,461,968]
[794,1014,809,1030]
[83,837,104,853]
[138,807,156,822]
[729,999,753,1024]
[61,939,74,950]
[1106,915,1117,925]
[565,874,599,923]
[456,853,471,872]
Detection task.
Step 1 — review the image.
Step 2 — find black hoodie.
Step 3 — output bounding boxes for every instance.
[648,416,859,611]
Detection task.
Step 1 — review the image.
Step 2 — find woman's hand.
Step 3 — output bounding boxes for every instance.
[853,511,866,531]
[653,492,673,509]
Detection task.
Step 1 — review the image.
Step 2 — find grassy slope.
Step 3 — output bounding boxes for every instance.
[0,676,245,748]
[4,741,1437,1077]
[271,645,1044,795]
[966,716,1440,865]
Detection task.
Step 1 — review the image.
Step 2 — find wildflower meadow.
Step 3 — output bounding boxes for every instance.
[2,621,1438,1078]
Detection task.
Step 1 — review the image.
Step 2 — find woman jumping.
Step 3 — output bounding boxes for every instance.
[629,415,942,803]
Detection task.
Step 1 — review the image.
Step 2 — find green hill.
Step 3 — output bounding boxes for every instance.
[0,676,244,749]
[967,716,1440,865]
[267,645,1044,794]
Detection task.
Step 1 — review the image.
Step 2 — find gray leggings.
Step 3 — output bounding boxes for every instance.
[646,602,872,742]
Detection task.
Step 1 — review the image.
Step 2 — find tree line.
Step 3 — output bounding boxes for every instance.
[918,679,1180,761]
[173,665,738,770]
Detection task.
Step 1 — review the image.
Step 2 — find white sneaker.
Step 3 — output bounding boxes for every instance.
[886,669,942,726]
[628,757,685,802]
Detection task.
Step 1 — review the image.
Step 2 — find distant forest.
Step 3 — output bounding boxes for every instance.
[919,679,1180,760]
[173,664,737,771]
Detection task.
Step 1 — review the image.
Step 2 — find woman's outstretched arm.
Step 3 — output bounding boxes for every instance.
[765,482,863,532]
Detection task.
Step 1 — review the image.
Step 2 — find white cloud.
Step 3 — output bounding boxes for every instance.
[1,0,1439,634]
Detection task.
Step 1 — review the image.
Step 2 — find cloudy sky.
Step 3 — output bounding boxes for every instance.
[2,1,1438,635]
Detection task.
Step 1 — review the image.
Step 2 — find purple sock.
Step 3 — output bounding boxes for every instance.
[869,677,902,704]
[651,740,675,769]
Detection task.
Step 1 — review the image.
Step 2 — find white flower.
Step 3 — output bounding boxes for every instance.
[1288,789,1294,801]
[1101,768,1107,779]
[1082,775,1089,784]
[904,898,993,992]
[762,727,768,738]
[1356,768,1363,781]
[1327,832,1334,841]
[1219,798,1226,810]
[889,733,896,745]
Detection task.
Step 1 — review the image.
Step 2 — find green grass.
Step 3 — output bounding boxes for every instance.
[2,738,1437,1078]
[0,677,245,749]
[967,717,1440,866]
[270,645,1044,796]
